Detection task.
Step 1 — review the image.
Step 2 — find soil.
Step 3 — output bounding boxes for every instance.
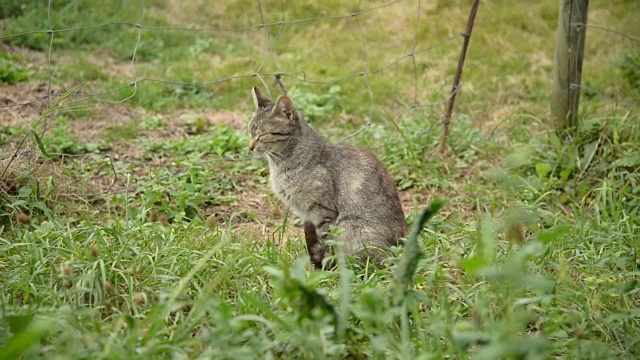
[0,81,54,125]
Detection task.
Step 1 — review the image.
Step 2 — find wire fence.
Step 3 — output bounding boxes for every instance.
[0,0,638,202]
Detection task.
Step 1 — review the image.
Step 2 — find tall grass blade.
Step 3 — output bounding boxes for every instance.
[393,199,445,306]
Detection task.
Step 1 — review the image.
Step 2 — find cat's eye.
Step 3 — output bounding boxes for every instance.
[257,132,289,144]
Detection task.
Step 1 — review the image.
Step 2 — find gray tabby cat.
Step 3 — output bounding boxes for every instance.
[248,87,407,268]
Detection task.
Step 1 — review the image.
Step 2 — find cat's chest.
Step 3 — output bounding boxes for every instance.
[270,169,306,202]
[269,166,326,217]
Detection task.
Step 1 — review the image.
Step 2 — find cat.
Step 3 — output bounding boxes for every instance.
[248,86,407,268]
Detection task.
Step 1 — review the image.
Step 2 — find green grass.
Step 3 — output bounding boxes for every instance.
[0,52,32,84]
[1,0,640,358]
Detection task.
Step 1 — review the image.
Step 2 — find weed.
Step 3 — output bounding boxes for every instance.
[0,124,24,146]
[42,117,105,155]
[105,122,140,142]
[618,49,640,97]
[0,52,31,84]
[287,85,344,123]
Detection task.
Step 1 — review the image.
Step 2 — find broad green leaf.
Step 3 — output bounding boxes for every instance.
[538,225,569,244]
[611,151,640,168]
[0,317,53,360]
[535,163,553,178]
[579,140,598,171]
[461,256,488,274]
[18,186,32,198]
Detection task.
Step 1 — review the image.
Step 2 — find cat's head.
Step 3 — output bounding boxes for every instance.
[248,87,302,156]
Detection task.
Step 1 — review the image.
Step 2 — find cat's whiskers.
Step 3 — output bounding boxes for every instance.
[264,149,284,162]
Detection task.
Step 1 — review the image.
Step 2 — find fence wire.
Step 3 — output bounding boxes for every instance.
[0,0,638,201]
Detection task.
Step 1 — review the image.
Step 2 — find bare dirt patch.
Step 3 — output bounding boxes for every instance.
[0,81,55,125]
[67,103,144,140]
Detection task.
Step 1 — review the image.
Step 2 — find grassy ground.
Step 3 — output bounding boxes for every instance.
[1,0,639,358]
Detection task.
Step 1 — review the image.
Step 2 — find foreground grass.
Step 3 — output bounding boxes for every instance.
[1,0,640,358]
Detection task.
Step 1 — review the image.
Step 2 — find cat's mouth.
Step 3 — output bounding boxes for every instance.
[248,135,284,162]
[248,139,268,158]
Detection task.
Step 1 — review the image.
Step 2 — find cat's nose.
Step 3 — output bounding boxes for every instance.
[249,138,257,152]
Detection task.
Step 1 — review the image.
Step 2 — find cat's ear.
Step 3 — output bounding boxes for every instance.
[252,86,272,109]
[272,95,296,121]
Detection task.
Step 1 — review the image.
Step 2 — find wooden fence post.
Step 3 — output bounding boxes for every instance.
[551,0,590,136]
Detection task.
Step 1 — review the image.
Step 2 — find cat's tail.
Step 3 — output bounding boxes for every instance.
[304,221,327,269]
